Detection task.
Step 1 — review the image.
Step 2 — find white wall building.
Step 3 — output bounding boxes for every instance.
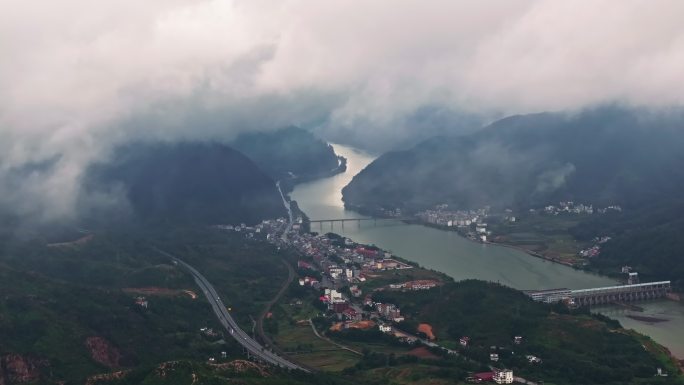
[493,369,513,384]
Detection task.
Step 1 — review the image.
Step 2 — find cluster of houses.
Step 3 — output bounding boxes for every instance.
[318,286,406,326]
[218,217,542,382]
[388,279,440,291]
[199,327,219,338]
[579,235,611,258]
[469,369,514,384]
[224,218,425,340]
[258,219,414,288]
[462,336,543,383]
[375,302,405,323]
[214,221,268,240]
[540,201,623,216]
[416,205,489,229]
[134,296,148,309]
[320,288,364,321]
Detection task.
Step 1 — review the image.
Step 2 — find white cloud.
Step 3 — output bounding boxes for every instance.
[1,0,684,221]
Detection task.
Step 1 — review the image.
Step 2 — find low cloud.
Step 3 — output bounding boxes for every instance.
[536,163,577,194]
[2,0,684,222]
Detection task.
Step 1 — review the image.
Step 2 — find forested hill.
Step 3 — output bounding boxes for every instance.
[232,126,342,181]
[571,199,684,289]
[342,107,684,213]
[86,142,286,225]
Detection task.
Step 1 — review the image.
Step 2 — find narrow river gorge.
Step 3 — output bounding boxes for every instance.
[291,143,684,359]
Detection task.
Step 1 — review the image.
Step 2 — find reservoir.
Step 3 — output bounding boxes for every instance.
[291,143,684,358]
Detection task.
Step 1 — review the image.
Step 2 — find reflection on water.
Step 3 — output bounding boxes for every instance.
[291,143,684,358]
[292,144,616,291]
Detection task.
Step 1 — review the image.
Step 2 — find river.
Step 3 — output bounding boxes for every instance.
[290,143,684,358]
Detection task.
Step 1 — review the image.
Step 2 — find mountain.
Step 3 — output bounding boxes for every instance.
[231,126,343,181]
[343,107,684,213]
[86,142,286,225]
[569,199,684,288]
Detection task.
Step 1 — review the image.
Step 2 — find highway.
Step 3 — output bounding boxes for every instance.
[155,249,307,372]
[276,181,293,240]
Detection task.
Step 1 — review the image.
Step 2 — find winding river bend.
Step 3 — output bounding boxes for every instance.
[291,143,684,359]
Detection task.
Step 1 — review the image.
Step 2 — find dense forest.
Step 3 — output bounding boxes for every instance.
[569,200,684,289]
[232,126,343,181]
[343,106,684,288]
[343,107,684,212]
[0,225,296,384]
[374,280,680,385]
[0,223,681,384]
[85,142,286,225]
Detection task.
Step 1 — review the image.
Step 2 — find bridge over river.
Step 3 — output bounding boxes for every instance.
[525,281,672,306]
[308,217,409,230]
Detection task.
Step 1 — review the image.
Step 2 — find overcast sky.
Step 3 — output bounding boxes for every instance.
[2,0,684,221]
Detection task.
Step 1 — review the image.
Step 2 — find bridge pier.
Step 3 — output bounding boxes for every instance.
[569,281,671,307]
[527,281,672,306]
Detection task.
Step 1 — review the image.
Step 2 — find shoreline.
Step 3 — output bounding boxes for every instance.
[488,240,576,268]
[410,219,596,269]
[405,219,628,283]
[342,211,614,277]
[280,156,348,194]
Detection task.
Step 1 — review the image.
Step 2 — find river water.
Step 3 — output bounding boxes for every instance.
[290,143,684,358]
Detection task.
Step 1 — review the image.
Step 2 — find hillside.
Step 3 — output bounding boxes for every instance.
[568,199,684,288]
[342,107,684,288]
[86,142,286,225]
[373,280,681,385]
[232,126,344,181]
[0,226,296,384]
[0,222,681,384]
[343,107,684,212]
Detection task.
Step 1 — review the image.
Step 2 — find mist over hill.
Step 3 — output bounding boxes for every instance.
[343,107,684,213]
[343,106,684,287]
[85,142,286,225]
[232,126,343,181]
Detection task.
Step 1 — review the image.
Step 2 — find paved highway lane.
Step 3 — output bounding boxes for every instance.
[155,249,308,372]
[276,181,294,240]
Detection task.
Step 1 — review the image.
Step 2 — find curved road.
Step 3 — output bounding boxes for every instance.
[155,249,308,372]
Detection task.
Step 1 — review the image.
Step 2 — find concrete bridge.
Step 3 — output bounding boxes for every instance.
[525,281,671,305]
[570,281,671,306]
[309,217,407,229]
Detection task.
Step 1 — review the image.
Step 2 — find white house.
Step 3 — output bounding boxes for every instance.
[493,369,513,384]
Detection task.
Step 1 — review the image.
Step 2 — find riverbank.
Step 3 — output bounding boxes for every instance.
[280,155,347,193]
[488,239,577,267]
[401,217,589,270]
[291,143,684,359]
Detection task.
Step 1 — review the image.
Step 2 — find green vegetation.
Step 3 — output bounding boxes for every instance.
[1,220,682,384]
[373,280,683,385]
[232,126,343,182]
[343,107,684,212]
[488,213,589,264]
[268,282,362,371]
[0,225,292,384]
[570,201,684,289]
[343,106,684,290]
[85,142,286,225]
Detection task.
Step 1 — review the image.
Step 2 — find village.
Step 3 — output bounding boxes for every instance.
[413,201,626,265]
[214,217,542,384]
